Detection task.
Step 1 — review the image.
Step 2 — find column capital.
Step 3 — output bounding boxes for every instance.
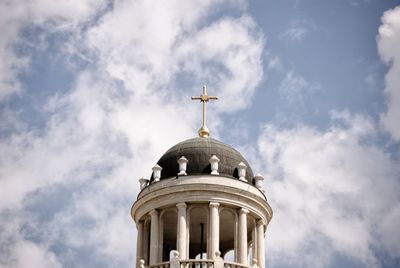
[176,202,187,209]
[209,202,220,208]
[256,219,264,227]
[149,209,159,216]
[239,208,249,214]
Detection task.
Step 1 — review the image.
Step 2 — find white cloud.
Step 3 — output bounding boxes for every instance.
[258,111,400,267]
[0,0,265,266]
[287,27,307,40]
[267,55,282,71]
[364,72,377,89]
[279,70,320,102]
[0,215,62,268]
[175,15,264,112]
[0,67,195,265]
[282,26,308,42]
[5,240,61,268]
[0,0,108,100]
[378,6,400,141]
[86,0,263,113]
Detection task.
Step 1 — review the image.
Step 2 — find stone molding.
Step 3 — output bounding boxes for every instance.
[131,176,272,227]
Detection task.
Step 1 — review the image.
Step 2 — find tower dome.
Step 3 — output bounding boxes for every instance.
[131,86,272,268]
[151,137,254,183]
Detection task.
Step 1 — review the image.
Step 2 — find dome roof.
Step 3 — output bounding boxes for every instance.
[151,137,254,183]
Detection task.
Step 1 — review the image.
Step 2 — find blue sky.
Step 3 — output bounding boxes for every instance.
[1,1,400,267]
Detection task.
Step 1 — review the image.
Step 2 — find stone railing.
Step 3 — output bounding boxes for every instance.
[139,251,253,268]
[180,259,215,268]
[147,261,171,268]
[223,261,249,268]
[141,259,250,268]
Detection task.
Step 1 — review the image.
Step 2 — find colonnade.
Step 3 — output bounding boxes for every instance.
[136,202,266,268]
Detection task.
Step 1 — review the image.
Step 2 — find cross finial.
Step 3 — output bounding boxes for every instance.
[191,86,218,137]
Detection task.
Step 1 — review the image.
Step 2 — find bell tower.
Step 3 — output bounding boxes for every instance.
[131,87,273,268]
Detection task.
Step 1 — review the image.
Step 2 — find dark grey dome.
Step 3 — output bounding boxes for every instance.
[151,137,254,183]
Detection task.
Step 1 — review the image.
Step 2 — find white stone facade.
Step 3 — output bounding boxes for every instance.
[131,175,273,268]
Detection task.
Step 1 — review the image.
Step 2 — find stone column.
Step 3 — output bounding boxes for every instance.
[256,220,265,268]
[159,215,164,262]
[176,202,187,259]
[149,210,159,265]
[143,221,150,264]
[234,219,238,262]
[238,208,249,265]
[209,202,220,259]
[252,225,257,266]
[136,221,144,267]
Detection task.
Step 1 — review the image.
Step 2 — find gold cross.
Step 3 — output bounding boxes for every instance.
[191,86,218,138]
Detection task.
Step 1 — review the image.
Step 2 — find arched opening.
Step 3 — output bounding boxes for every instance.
[220,208,236,260]
[189,206,208,259]
[161,209,177,261]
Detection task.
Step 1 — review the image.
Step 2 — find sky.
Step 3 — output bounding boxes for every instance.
[0,0,400,267]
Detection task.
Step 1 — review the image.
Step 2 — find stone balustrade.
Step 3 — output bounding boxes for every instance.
[141,259,251,268]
